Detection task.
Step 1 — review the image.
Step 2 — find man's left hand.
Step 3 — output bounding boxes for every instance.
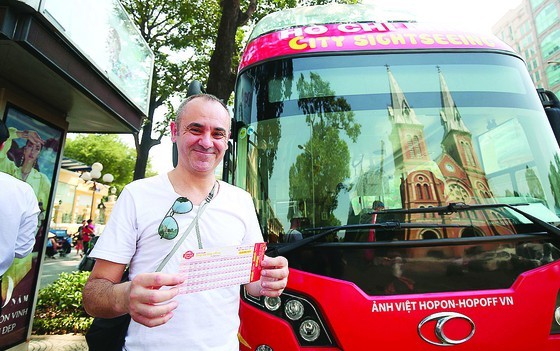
[248,255,289,297]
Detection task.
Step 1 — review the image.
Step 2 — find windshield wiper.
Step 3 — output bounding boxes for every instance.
[267,222,465,257]
[366,202,481,215]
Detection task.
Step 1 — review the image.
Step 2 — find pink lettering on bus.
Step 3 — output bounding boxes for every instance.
[239,22,512,71]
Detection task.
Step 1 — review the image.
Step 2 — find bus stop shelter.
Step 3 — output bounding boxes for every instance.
[0,1,153,349]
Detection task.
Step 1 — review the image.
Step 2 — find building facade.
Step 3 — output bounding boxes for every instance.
[51,166,116,235]
[385,67,517,241]
[492,0,560,95]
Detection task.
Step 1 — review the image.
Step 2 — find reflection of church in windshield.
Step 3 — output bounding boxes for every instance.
[359,66,522,240]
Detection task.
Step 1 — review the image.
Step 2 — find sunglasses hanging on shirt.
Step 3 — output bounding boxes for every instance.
[158,181,218,241]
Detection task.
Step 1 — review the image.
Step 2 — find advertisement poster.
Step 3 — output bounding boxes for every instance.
[0,104,64,349]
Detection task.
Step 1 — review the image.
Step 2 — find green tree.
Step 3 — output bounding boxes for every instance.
[120,0,358,180]
[63,134,141,191]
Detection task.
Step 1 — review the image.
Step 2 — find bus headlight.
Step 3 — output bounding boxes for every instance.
[299,319,321,342]
[550,290,560,334]
[242,289,336,347]
[264,296,281,311]
[285,299,305,320]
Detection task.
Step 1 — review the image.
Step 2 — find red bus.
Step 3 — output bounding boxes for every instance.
[228,4,560,350]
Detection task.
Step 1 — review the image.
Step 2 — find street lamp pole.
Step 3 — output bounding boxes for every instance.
[298,144,316,227]
[80,162,113,221]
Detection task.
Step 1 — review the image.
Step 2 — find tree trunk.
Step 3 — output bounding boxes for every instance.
[133,119,160,180]
[132,58,166,180]
[133,83,161,180]
[207,0,256,101]
[207,0,239,101]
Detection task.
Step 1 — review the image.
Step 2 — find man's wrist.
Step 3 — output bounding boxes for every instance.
[244,282,262,298]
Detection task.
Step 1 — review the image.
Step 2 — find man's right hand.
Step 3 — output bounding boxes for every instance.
[84,260,184,328]
[128,272,184,327]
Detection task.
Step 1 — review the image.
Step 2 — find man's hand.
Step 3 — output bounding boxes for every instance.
[83,260,185,329]
[247,255,289,297]
[128,273,184,328]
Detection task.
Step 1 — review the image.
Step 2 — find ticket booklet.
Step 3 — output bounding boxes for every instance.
[175,242,267,294]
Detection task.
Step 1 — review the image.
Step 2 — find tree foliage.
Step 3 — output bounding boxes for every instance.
[120,0,359,180]
[119,0,212,179]
[63,134,140,191]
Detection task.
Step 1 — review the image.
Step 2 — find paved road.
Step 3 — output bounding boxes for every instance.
[39,250,84,289]
[29,251,88,351]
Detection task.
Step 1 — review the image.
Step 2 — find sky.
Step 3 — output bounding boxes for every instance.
[138,0,524,175]
[371,0,522,32]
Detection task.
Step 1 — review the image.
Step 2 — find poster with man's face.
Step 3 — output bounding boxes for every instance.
[0,104,63,349]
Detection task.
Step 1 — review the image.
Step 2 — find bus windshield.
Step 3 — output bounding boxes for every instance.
[234,51,560,244]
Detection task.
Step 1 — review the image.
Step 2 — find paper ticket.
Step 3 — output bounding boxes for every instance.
[176,242,267,294]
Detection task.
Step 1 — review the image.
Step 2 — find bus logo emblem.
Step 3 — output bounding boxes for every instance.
[418,312,475,346]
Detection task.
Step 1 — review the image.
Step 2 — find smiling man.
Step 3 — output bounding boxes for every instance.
[82,94,289,351]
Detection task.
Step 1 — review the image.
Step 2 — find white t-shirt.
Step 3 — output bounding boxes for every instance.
[0,172,39,276]
[90,174,263,351]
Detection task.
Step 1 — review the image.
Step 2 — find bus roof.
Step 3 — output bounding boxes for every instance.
[239,5,516,72]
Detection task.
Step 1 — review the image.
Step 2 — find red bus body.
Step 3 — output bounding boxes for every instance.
[231,4,560,350]
[240,267,560,350]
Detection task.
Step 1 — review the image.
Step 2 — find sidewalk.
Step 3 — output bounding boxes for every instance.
[30,251,87,351]
[29,335,87,351]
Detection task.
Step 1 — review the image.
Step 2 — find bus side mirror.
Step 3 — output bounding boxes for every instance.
[538,88,560,147]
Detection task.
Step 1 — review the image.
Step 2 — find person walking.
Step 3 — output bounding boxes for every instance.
[82,219,94,254]
[0,119,39,313]
[74,220,86,257]
[82,94,289,350]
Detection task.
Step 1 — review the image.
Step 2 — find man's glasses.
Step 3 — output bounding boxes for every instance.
[158,197,193,240]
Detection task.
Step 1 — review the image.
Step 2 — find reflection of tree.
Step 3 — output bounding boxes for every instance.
[548,154,560,209]
[525,165,544,200]
[296,73,360,141]
[252,61,294,178]
[289,72,360,228]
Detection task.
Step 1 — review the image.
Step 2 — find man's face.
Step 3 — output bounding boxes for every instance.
[171,98,230,175]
